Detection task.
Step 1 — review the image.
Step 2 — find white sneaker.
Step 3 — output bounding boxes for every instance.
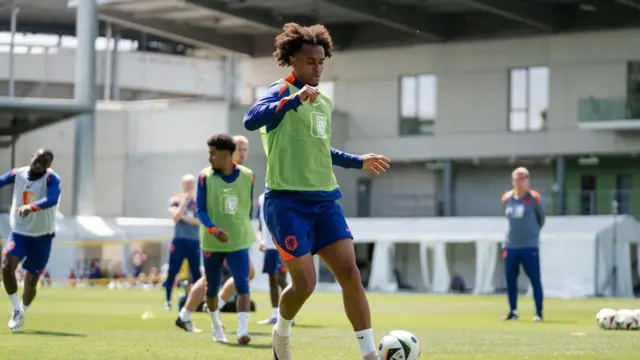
[8,309,24,332]
[164,301,171,311]
[213,326,227,343]
[272,327,292,360]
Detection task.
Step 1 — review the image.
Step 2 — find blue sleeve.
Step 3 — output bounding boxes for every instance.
[31,172,61,210]
[331,148,363,169]
[0,169,17,187]
[196,174,216,229]
[243,83,303,131]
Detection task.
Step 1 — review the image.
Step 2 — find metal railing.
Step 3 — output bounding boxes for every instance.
[578,97,640,122]
[545,189,635,216]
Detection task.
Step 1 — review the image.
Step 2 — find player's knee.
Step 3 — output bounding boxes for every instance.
[292,273,316,298]
[235,279,250,295]
[206,284,219,299]
[336,262,362,288]
[1,255,15,273]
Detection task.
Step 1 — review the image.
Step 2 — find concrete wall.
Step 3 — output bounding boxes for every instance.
[0,49,225,97]
[241,29,640,162]
[0,99,229,217]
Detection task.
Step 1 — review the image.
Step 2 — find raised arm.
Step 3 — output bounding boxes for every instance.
[169,195,189,223]
[0,168,19,188]
[243,82,303,131]
[330,147,363,169]
[31,172,61,211]
[196,174,217,232]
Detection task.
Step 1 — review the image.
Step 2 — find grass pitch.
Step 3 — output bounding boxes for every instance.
[0,287,638,359]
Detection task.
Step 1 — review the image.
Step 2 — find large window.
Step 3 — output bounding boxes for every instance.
[399,74,437,136]
[580,175,597,215]
[615,174,632,215]
[509,66,549,132]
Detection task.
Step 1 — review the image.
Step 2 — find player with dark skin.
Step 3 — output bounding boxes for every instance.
[2,149,54,308]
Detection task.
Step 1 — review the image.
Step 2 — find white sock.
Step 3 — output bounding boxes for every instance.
[237,312,249,336]
[22,304,28,313]
[217,296,226,310]
[8,293,21,311]
[210,310,222,329]
[275,313,293,337]
[179,308,191,322]
[355,329,376,356]
[272,307,279,319]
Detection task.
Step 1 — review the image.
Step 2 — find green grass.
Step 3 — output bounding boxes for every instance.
[0,287,639,359]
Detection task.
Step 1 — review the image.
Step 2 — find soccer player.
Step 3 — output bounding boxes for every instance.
[196,133,255,344]
[243,23,390,360]
[256,192,290,325]
[501,167,545,322]
[163,174,201,311]
[175,135,255,332]
[0,149,61,332]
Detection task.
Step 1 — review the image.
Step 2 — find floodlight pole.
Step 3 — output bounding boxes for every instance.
[8,0,19,98]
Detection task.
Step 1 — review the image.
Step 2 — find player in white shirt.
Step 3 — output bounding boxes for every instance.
[0,149,61,332]
[256,193,290,325]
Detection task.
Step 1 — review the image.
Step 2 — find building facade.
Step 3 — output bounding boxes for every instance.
[240,29,640,217]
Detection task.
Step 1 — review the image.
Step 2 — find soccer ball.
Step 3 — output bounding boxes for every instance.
[596,308,619,330]
[378,330,421,360]
[617,309,639,330]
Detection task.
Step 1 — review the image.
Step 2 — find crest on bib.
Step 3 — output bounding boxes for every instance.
[310,111,328,139]
[220,189,238,215]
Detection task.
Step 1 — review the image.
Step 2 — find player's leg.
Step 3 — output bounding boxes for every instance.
[258,249,280,325]
[2,233,27,331]
[162,240,184,310]
[176,276,206,333]
[225,248,252,344]
[202,251,226,343]
[313,202,376,359]
[20,234,53,311]
[186,241,202,284]
[520,247,544,321]
[503,248,521,320]
[217,260,255,310]
[265,197,315,360]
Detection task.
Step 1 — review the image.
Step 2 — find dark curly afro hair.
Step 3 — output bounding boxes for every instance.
[273,23,333,67]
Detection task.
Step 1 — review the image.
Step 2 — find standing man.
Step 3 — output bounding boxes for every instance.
[0,149,61,332]
[243,23,390,360]
[501,167,545,322]
[163,174,201,311]
[175,135,255,332]
[256,192,290,325]
[197,133,255,344]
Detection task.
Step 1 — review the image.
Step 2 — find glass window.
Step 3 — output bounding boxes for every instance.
[399,74,437,135]
[509,67,549,132]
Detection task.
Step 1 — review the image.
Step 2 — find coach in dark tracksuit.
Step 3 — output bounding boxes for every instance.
[501,167,545,322]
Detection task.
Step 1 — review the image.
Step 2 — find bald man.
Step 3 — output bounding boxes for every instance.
[163,174,202,311]
[175,136,256,332]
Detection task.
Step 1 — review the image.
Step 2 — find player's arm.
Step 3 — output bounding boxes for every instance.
[249,175,255,219]
[532,193,546,228]
[243,83,303,131]
[196,174,217,232]
[169,196,189,223]
[330,147,363,169]
[0,168,19,188]
[30,172,61,211]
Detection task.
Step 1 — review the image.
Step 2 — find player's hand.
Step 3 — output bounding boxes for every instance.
[362,153,391,175]
[214,228,229,243]
[296,85,320,103]
[259,241,267,252]
[184,192,195,202]
[17,205,33,218]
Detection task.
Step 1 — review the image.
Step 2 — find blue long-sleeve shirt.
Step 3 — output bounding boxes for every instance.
[502,189,545,248]
[0,168,61,210]
[244,73,363,201]
[196,166,254,231]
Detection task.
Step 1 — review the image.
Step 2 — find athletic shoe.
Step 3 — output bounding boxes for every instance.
[258,317,277,325]
[533,313,543,322]
[175,317,201,333]
[272,327,292,360]
[237,333,251,345]
[164,301,171,312]
[212,325,227,343]
[363,353,379,360]
[8,309,24,332]
[502,310,519,321]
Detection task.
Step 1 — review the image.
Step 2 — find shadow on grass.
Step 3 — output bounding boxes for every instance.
[17,330,87,337]
[219,342,272,349]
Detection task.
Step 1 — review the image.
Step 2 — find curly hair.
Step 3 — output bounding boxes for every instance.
[207,133,236,153]
[273,23,333,67]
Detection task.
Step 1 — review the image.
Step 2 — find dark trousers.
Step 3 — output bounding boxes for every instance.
[504,247,544,314]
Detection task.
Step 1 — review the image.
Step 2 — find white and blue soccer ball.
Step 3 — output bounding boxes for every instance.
[378,330,421,360]
[596,308,619,330]
[616,309,639,330]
